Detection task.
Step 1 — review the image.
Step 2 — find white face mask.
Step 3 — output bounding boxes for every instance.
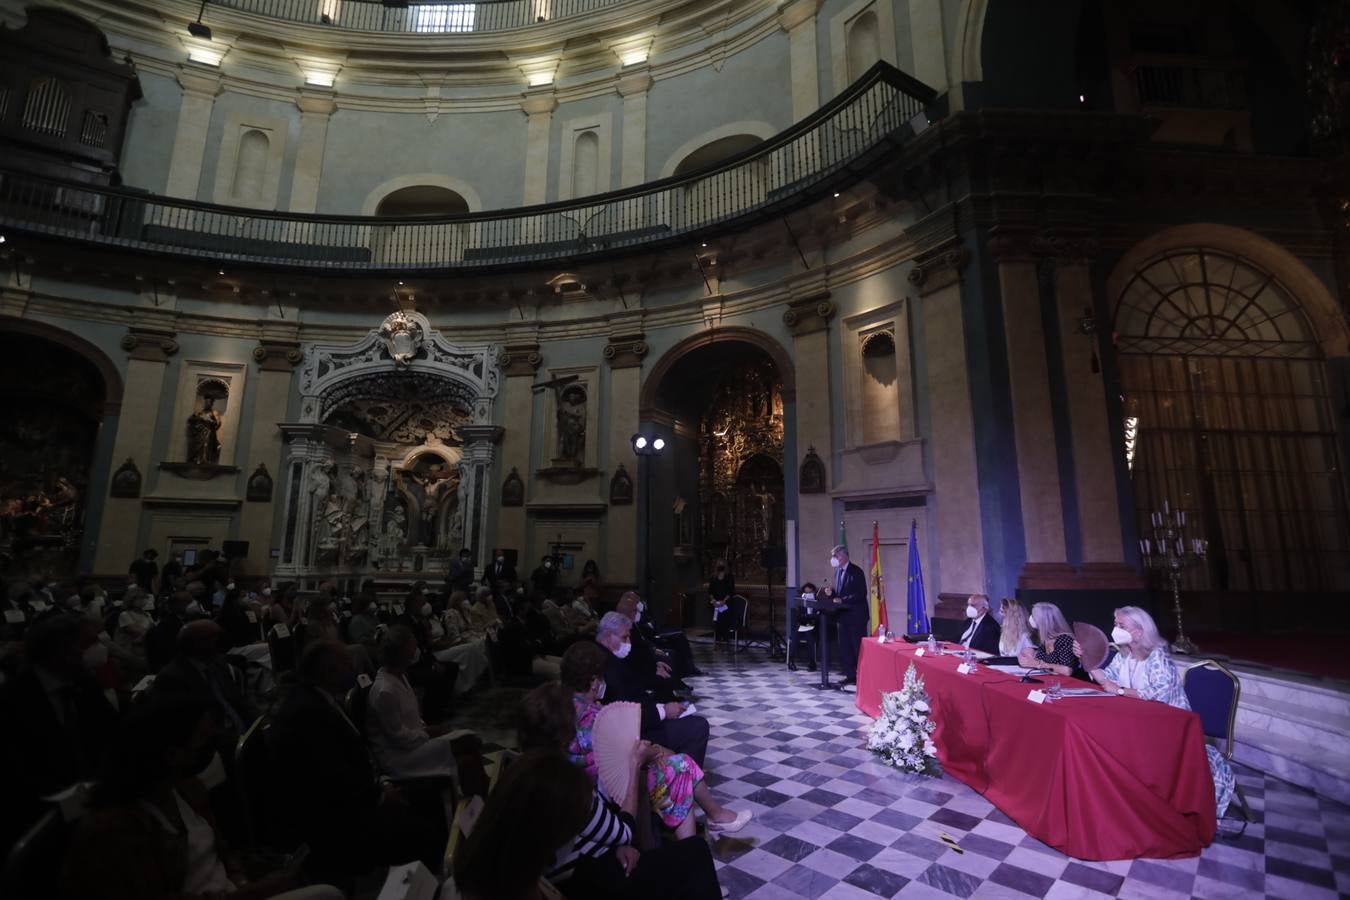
[1028,616,1038,630]
[543,561,551,569]
[496,556,504,564]
[966,605,978,619]
[420,603,433,618]
[594,679,606,700]
[830,557,841,569]
[1111,626,1133,645]
[82,642,109,669]
[140,599,156,612]
[802,592,815,602]
[614,640,632,659]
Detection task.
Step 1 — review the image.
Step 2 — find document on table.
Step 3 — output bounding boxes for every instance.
[1054,688,1108,697]
[984,665,1036,675]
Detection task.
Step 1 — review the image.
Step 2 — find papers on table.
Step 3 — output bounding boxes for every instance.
[679,703,698,718]
[1054,688,1108,698]
[984,665,1035,675]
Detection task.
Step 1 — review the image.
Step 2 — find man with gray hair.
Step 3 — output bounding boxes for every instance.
[823,543,869,690]
[595,612,709,766]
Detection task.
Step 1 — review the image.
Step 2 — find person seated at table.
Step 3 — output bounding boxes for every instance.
[997,598,1033,657]
[1082,606,1235,817]
[554,643,749,837]
[1018,602,1076,675]
[958,594,1000,655]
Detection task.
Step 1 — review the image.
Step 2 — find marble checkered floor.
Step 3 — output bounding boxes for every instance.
[684,644,1350,900]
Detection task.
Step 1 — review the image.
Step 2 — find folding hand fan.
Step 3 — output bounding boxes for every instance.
[1073,622,1110,672]
[592,701,642,807]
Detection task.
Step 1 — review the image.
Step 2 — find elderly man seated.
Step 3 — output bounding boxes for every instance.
[959,593,1001,655]
[595,611,709,767]
[366,625,472,780]
[618,591,702,682]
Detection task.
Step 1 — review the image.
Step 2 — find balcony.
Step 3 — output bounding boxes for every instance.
[210,0,628,34]
[0,63,935,275]
[1123,53,1252,150]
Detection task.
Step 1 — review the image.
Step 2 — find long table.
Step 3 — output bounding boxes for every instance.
[856,638,1216,860]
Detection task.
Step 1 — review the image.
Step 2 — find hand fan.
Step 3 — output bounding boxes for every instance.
[592,701,642,807]
[1072,622,1110,672]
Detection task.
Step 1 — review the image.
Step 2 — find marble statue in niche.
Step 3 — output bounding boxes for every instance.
[446,462,469,552]
[556,384,587,466]
[309,461,336,548]
[403,456,455,547]
[383,501,407,554]
[186,396,223,465]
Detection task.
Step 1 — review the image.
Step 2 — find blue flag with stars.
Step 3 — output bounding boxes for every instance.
[906,519,930,635]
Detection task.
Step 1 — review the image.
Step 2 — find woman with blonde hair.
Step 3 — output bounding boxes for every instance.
[1083,606,1235,816]
[1017,601,1076,675]
[997,598,1033,657]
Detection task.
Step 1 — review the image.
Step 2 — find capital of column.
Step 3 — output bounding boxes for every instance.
[782,291,835,336]
[907,244,970,296]
[520,92,558,117]
[175,68,223,99]
[296,92,337,118]
[778,0,822,32]
[603,333,648,369]
[497,342,543,377]
[458,425,505,449]
[121,327,179,363]
[616,71,653,98]
[254,340,304,372]
[986,227,1039,263]
[1031,233,1100,265]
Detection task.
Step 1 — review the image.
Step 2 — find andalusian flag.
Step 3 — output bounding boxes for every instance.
[868,521,888,635]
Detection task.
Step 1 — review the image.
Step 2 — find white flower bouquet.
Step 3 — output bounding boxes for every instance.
[866,662,941,776]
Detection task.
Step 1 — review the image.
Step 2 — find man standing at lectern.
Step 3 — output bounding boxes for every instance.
[824,544,868,690]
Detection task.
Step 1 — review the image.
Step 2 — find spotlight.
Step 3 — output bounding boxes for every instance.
[218,269,225,275]
[652,437,665,451]
[833,192,840,198]
[632,433,666,456]
[188,20,212,39]
[632,435,648,451]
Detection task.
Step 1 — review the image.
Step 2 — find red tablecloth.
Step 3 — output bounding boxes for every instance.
[856,638,1217,860]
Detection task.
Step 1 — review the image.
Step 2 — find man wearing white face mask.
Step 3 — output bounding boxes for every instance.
[595,612,709,767]
[822,545,869,688]
[530,554,558,598]
[958,594,1001,655]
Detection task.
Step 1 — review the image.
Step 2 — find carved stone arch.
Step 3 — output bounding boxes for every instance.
[1107,223,1350,359]
[0,315,124,415]
[639,327,796,417]
[950,0,989,88]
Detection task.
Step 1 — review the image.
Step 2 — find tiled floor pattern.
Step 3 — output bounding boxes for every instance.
[676,644,1350,900]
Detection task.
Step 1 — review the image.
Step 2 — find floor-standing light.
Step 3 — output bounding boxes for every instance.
[632,433,666,605]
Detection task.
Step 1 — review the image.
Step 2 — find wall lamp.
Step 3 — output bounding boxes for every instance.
[188,0,212,39]
[632,433,665,455]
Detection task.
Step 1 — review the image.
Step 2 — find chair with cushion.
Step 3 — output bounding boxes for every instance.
[1183,659,1252,833]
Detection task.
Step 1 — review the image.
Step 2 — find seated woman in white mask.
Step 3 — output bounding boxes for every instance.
[1083,606,1235,817]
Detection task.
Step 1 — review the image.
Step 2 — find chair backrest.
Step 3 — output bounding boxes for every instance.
[346,682,373,740]
[1183,659,1241,759]
[267,624,298,673]
[234,715,297,852]
[731,595,750,628]
[1,808,68,900]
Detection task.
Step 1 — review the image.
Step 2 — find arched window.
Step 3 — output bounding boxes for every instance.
[846,9,881,83]
[373,184,471,264]
[860,329,899,444]
[232,129,270,202]
[1114,248,1349,592]
[573,130,600,199]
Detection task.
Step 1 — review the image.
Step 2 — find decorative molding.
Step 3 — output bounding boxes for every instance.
[603,335,648,368]
[158,461,242,480]
[245,463,274,501]
[906,245,969,296]
[536,465,602,485]
[782,291,835,336]
[778,0,823,32]
[121,327,179,362]
[609,464,634,504]
[497,342,543,377]
[254,340,304,371]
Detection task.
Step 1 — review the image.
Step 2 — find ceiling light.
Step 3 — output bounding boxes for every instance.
[188,47,222,66]
[306,71,336,87]
[397,281,404,286]
[526,71,554,87]
[218,269,225,275]
[620,48,648,66]
[187,21,212,40]
[833,192,840,198]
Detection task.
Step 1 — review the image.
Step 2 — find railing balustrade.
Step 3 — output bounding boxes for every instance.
[210,0,625,34]
[0,64,935,274]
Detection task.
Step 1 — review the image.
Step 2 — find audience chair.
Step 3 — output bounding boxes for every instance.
[267,623,302,676]
[1183,659,1253,835]
[235,715,298,853]
[726,595,750,661]
[347,684,461,806]
[2,808,70,900]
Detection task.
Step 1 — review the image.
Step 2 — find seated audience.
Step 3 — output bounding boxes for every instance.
[0,614,121,853]
[788,582,819,672]
[466,586,501,637]
[348,584,382,648]
[269,641,446,887]
[396,600,459,719]
[115,585,155,660]
[998,598,1033,657]
[367,625,465,780]
[304,585,342,644]
[1083,606,1235,816]
[595,612,709,767]
[150,620,256,761]
[64,695,343,900]
[146,591,192,673]
[959,593,1001,655]
[558,642,749,836]
[627,592,702,679]
[514,685,723,900]
[708,561,735,642]
[615,592,681,700]
[218,586,260,649]
[268,583,304,632]
[428,592,490,694]
[572,583,601,626]
[1018,601,1077,676]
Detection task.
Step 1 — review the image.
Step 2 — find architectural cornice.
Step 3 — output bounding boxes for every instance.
[121,326,180,362]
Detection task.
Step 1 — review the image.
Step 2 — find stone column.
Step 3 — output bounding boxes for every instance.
[989,232,1070,584]
[236,341,302,576]
[908,0,950,95]
[520,92,558,206]
[93,327,179,573]
[783,291,835,575]
[911,246,986,597]
[165,69,223,200]
[616,72,653,188]
[779,0,822,121]
[1054,249,1127,569]
[288,93,337,214]
[604,330,647,589]
[493,341,541,562]
[460,425,505,567]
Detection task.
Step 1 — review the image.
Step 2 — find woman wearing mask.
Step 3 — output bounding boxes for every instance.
[707,560,735,642]
[1017,602,1077,676]
[1083,607,1235,817]
[366,626,464,780]
[115,586,155,662]
[430,592,490,695]
[788,582,819,672]
[997,598,1034,657]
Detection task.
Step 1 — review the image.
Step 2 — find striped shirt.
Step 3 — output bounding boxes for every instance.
[549,788,632,880]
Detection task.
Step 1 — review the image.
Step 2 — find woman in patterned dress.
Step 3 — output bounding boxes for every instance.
[1083,606,1236,817]
[559,642,750,836]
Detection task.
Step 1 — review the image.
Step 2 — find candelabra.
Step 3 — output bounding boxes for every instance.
[1139,500,1207,655]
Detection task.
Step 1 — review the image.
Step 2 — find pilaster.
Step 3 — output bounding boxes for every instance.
[784,289,834,571]
[604,328,645,586]
[616,72,653,188]
[236,341,302,574]
[165,68,223,200]
[778,0,822,121]
[288,92,337,214]
[521,91,558,206]
[494,340,541,558]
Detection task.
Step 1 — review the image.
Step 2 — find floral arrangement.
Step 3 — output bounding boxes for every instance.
[866,662,940,775]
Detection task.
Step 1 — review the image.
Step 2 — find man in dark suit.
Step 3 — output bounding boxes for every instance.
[0,615,120,851]
[823,544,869,689]
[595,613,709,767]
[481,550,517,587]
[959,594,1001,655]
[150,620,256,757]
[269,641,446,887]
[145,590,190,673]
[620,591,703,680]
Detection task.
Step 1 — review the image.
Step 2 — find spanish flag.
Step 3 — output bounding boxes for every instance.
[869,521,888,635]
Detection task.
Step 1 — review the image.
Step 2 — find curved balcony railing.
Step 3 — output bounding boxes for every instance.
[0,64,935,275]
[209,0,626,34]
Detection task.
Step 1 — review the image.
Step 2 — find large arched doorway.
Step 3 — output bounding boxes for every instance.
[0,324,119,577]
[1113,244,1350,609]
[641,331,794,632]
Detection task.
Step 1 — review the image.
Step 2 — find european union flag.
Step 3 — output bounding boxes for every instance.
[906,519,929,635]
